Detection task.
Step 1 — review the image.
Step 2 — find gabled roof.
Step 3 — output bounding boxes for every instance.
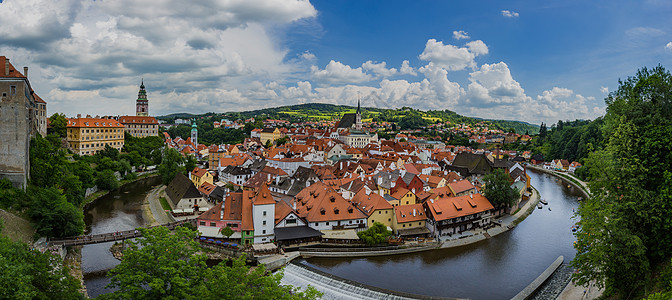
[450,152,493,175]
[394,203,425,223]
[293,182,367,222]
[0,56,26,79]
[351,189,393,216]
[253,183,275,206]
[447,179,476,195]
[425,194,494,222]
[198,181,217,196]
[336,113,357,129]
[166,173,202,206]
[191,167,209,178]
[391,187,411,200]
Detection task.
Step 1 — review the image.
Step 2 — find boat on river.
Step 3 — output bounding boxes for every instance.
[537,203,543,209]
[540,199,548,205]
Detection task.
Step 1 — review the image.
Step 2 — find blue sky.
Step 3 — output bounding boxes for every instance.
[0,0,670,124]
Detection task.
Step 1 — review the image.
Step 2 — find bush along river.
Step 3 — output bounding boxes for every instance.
[81,170,580,299]
[297,169,581,300]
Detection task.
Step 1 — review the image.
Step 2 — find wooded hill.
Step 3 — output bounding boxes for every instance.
[158,103,539,135]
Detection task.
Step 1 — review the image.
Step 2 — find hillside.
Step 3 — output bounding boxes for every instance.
[159,103,539,134]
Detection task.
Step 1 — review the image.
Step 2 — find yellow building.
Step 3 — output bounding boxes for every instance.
[260,128,281,145]
[190,167,214,188]
[351,190,394,229]
[392,203,428,236]
[391,188,417,206]
[66,117,125,155]
[118,115,159,138]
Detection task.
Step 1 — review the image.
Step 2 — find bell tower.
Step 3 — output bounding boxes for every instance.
[136,79,149,116]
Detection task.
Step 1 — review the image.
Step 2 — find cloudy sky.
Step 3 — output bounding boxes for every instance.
[1,0,670,124]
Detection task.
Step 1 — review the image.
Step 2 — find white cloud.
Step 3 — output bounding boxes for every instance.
[665,42,672,51]
[600,86,609,93]
[625,27,665,38]
[453,30,470,40]
[466,40,488,56]
[464,62,528,107]
[399,60,417,76]
[418,39,488,71]
[311,60,372,84]
[502,10,520,18]
[301,51,317,61]
[362,61,397,77]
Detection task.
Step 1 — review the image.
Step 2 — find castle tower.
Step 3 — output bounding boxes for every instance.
[136,79,148,116]
[191,120,198,146]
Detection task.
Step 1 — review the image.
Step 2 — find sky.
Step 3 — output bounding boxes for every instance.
[1,0,671,125]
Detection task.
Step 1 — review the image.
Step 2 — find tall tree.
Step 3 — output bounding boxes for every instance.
[48,113,68,138]
[572,66,672,298]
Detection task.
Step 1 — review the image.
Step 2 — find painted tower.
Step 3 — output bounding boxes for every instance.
[191,119,198,146]
[136,80,148,116]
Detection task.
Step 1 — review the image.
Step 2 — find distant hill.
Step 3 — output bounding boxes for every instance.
[158,103,539,134]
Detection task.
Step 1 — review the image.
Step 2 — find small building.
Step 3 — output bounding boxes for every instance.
[260,128,281,145]
[166,173,210,211]
[424,194,494,237]
[190,167,214,188]
[392,203,430,238]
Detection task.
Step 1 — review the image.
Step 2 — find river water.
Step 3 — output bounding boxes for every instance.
[82,176,161,298]
[300,170,581,299]
[82,170,579,299]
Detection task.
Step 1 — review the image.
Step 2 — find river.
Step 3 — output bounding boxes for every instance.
[82,170,580,299]
[299,169,581,299]
[82,176,161,298]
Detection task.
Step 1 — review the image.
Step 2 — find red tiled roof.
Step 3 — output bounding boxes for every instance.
[191,167,208,178]
[294,182,367,222]
[425,194,494,222]
[351,189,392,216]
[448,179,476,195]
[253,183,275,206]
[0,56,26,79]
[66,117,124,128]
[394,203,425,223]
[118,115,159,124]
[33,93,46,104]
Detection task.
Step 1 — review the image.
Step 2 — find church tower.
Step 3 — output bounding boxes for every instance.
[191,119,198,146]
[136,79,149,116]
[355,97,362,130]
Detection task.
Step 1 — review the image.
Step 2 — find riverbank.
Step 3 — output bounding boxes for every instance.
[298,187,541,259]
[141,184,172,226]
[81,172,159,211]
[526,165,590,198]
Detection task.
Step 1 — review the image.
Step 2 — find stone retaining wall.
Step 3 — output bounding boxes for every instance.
[511,256,564,300]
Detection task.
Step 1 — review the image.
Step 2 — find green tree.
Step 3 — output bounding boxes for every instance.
[0,235,83,299]
[220,226,234,238]
[482,169,517,208]
[96,169,119,191]
[27,186,84,237]
[47,113,68,138]
[571,66,672,298]
[159,148,185,185]
[356,222,392,245]
[102,226,320,300]
[265,139,273,149]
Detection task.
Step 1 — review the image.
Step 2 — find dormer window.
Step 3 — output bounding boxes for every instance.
[320,208,325,215]
[334,208,339,214]
[330,196,335,202]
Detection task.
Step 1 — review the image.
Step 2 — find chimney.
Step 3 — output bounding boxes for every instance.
[4,58,9,76]
[413,209,416,216]
[77,114,82,118]
[292,199,297,210]
[23,67,28,78]
[220,208,224,221]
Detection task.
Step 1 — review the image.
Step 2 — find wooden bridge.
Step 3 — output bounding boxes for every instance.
[46,219,197,247]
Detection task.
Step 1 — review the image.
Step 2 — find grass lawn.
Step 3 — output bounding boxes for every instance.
[159,197,172,211]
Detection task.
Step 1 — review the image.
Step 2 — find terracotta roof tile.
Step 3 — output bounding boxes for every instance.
[425,194,494,222]
[66,117,124,128]
[118,115,159,124]
[394,203,425,223]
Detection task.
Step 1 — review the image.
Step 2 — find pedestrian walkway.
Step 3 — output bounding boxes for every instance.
[46,219,197,247]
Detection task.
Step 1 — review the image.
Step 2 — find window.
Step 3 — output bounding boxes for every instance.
[210,222,216,226]
[262,230,266,234]
[199,221,205,226]
[263,211,267,216]
[262,220,266,226]
[9,85,16,96]
[286,218,297,224]
[326,222,329,225]
[403,224,406,227]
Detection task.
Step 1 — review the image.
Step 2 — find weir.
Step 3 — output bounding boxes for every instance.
[280,262,458,300]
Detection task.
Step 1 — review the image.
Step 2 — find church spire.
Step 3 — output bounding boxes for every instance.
[356,93,361,114]
[136,79,149,116]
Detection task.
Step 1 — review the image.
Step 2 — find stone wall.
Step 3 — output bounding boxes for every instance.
[0,78,32,188]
